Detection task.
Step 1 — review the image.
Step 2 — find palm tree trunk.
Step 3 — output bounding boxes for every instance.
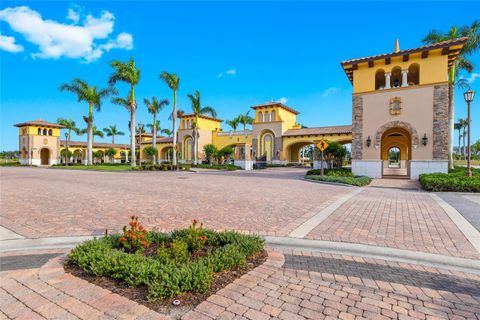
[112,135,115,145]
[193,126,197,165]
[130,110,136,166]
[458,130,461,156]
[153,115,157,164]
[87,120,93,165]
[172,90,177,167]
[448,83,455,170]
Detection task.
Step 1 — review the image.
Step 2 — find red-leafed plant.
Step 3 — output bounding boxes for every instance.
[185,219,208,252]
[120,216,150,252]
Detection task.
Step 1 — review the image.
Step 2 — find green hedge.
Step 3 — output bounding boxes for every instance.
[67,230,264,300]
[191,164,241,171]
[305,174,371,186]
[306,168,352,176]
[419,167,480,192]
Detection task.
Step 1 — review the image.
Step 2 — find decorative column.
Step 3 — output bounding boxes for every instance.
[402,70,409,87]
[385,72,391,89]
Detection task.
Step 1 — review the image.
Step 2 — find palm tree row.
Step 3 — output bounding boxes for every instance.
[455,118,470,158]
[226,111,254,131]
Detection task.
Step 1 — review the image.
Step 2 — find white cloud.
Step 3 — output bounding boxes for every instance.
[0,34,23,52]
[66,7,80,23]
[218,68,236,78]
[321,87,340,98]
[466,73,479,84]
[278,97,288,104]
[0,6,133,62]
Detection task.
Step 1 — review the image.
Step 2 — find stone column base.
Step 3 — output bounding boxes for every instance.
[31,159,41,166]
[113,159,121,164]
[235,160,253,170]
[19,159,28,165]
[313,161,328,170]
[410,160,448,180]
[50,159,59,165]
[352,160,382,178]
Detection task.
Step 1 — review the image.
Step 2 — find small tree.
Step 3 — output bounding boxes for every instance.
[203,144,218,164]
[60,149,73,164]
[219,146,234,163]
[322,141,347,169]
[105,148,117,163]
[143,146,158,164]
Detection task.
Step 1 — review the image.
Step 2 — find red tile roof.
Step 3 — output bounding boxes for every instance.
[251,102,300,115]
[14,120,65,128]
[180,114,223,122]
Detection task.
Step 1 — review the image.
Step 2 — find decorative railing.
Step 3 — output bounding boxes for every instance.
[215,130,252,136]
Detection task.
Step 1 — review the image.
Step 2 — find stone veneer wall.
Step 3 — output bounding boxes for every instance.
[274,137,283,160]
[351,95,363,160]
[251,138,258,158]
[432,84,449,160]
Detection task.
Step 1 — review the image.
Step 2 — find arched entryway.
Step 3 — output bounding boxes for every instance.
[259,130,275,162]
[381,127,411,176]
[40,148,50,165]
[183,136,193,162]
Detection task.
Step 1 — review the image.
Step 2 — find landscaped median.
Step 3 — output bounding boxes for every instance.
[419,167,480,192]
[65,217,266,313]
[51,162,241,171]
[305,168,371,186]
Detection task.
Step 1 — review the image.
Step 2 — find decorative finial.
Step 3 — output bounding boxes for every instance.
[394,38,400,53]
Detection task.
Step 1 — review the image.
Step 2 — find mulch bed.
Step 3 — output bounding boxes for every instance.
[64,250,267,318]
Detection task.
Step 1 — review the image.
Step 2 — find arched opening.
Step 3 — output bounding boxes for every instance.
[73,149,83,164]
[48,129,52,136]
[270,110,276,122]
[258,112,263,122]
[264,112,269,122]
[42,128,48,136]
[381,127,411,176]
[259,131,275,162]
[38,128,42,135]
[21,147,27,160]
[375,69,386,90]
[183,136,193,162]
[408,63,420,85]
[40,148,50,165]
[391,67,402,88]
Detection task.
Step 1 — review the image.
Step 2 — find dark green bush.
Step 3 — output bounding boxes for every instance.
[306,168,352,176]
[305,174,371,186]
[191,163,241,171]
[419,167,480,192]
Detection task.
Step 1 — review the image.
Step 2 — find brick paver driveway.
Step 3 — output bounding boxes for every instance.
[0,167,348,238]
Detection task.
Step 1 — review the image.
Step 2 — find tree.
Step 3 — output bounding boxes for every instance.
[78,125,104,144]
[59,79,116,165]
[226,118,240,131]
[422,21,480,169]
[144,96,169,164]
[219,146,234,163]
[147,120,161,134]
[60,149,73,164]
[238,111,254,131]
[187,90,217,164]
[143,146,158,164]
[321,141,347,169]
[459,118,468,158]
[103,125,125,144]
[109,58,141,167]
[454,120,463,155]
[203,144,218,164]
[160,72,180,167]
[57,117,79,166]
[105,148,117,163]
[161,128,173,137]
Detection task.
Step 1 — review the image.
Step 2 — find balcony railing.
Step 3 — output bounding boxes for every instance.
[216,130,252,136]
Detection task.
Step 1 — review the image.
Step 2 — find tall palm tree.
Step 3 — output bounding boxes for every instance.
[59,79,116,165]
[109,58,141,166]
[103,125,125,144]
[226,118,240,131]
[159,72,180,166]
[460,118,468,159]
[422,21,480,169]
[161,128,173,137]
[238,110,254,131]
[187,90,217,164]
[144,96,169,164]
[454,121,463,155]
[79,125,104,142]
[57,117,79,165]
[147,120,161,134]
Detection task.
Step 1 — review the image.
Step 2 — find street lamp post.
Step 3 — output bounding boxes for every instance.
[64,132,69,166]
[464,89,475,177]
[138,122,143,165]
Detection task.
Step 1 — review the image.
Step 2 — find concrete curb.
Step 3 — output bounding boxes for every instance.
[0,235,95,252]
[265,236,480,275]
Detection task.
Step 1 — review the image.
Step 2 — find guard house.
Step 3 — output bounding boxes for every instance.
[342,38,467,179]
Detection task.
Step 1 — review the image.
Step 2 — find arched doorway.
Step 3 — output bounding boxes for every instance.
[381,127,411,176]
[259,130,275,162]
[183,136,193,162]
[40,148,50,165]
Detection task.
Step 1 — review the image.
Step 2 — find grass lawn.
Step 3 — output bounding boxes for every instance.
[0,159,20,166]
[51,164,133,171]
[454,159,480,166]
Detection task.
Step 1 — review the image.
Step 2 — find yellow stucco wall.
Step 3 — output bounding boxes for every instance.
[212,132,253,149]
[20,126,62,137]
[180,116,222,131]
[351,49,448,94]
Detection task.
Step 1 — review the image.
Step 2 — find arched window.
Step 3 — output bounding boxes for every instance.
[270,110,276,122]
[259,131,275,161]
[38,128,42,135]
[391,67,402,88]
[375,69,386,90]
[264,112,269,122]
[43,128,48,135]
[258,111,263,122]
[408,63,420,85]
[48,129,52,136]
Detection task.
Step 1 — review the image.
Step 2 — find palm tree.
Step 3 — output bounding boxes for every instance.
[187,90,217,164]
[147,120,161,133]
[59,79,116,165]
[226,118,240,131]
[454,121,463,155]
[238,110,254,131]
[159,72,180,167]
[161,128,173,137]
[109,58,141,166]
[57,117,79,166]
[103,125,125,144]
[144,97,169,164]
[460,118,468,159]
[78,125,105,163]
[422,20,480,169]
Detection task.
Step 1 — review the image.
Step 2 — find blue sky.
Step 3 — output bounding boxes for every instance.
[1,1,479,150]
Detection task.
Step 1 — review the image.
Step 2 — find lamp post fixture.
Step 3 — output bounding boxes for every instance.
[64,132,69,166]
[464,89,475,177]
[138,122,143,165]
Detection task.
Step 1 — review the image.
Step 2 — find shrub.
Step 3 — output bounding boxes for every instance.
[203,144,218,164]
[305,174,370,186]
[306,168,352,176]
[419,167,480,192]
[119,216,150,252]
[191,163,241,171]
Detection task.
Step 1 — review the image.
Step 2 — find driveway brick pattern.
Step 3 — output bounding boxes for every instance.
[306,188,479,259]
[0,168,347,239]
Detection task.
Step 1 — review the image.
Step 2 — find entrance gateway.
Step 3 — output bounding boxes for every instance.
[342,37,467,179]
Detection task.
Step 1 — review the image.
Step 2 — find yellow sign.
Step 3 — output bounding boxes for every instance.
[174,144,179,151]
[316,139,329,152]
